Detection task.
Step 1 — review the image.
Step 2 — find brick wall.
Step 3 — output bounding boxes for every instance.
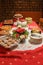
[0,0,43,21]
[14,0,42,11]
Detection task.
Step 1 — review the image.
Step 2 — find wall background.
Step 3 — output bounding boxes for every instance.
[0,0,43,22]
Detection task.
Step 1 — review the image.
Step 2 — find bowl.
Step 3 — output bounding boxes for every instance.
[30,33,42,44]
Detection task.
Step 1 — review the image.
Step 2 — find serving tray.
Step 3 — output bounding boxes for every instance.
[0,36,19,50]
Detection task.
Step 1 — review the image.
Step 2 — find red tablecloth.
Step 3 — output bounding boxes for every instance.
[0,46,43,65]
[0,21,43,65]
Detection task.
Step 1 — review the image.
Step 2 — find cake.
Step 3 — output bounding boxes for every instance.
[11,27,29,43]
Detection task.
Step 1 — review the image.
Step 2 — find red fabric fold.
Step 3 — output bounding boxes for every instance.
[0,46,43,65]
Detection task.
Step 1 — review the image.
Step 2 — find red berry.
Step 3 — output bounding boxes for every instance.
[16,34,20,38]
[16,28,25,33]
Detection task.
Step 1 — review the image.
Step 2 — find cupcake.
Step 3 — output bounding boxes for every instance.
[25,17,32,23]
